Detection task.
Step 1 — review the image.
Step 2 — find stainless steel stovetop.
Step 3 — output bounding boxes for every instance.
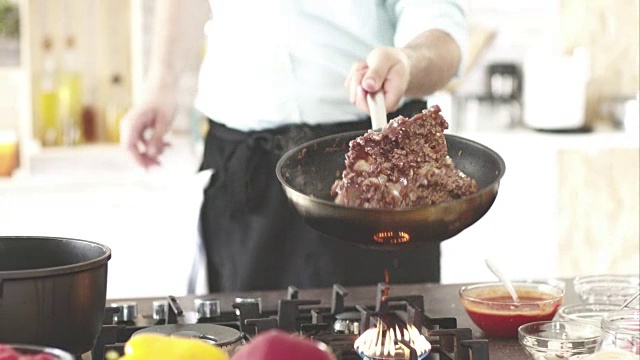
[93,283,489,360]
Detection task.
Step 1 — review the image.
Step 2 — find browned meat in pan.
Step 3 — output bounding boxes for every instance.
[331,105,477,208]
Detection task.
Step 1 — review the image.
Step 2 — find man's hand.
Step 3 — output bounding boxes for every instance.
[119,86,174,169]
[345,46,410,114]
[119,0,209,169]
[345,30,462,116]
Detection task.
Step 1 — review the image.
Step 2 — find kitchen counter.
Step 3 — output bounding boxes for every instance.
[0,134,209,299]
[457,126,640,151]
[107,280,581,359]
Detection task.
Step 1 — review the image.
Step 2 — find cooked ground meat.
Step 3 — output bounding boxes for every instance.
[331,105,478,208]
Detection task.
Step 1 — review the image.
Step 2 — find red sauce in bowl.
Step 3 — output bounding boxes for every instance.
[460,285,564,338]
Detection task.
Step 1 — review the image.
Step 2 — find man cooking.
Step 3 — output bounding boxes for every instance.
[120,0,467,292]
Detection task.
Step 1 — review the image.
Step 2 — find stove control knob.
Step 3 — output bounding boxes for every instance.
[234,297,262,315]
[112,302,138,323]
[152,300,168,320]
[194,298,221,320]
[334,311,361,335]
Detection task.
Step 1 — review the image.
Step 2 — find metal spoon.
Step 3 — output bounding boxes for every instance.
[366,91,387,130]
[485,258,520,303]
[619,291,640,310]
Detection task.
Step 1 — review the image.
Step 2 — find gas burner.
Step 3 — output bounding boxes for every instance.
[354,298,431,360]
[354,322,431,360]
[92,283,490,360]
[134,324,245,353]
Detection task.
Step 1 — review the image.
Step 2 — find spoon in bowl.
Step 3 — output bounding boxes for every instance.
[485,258,520,303]
[619,291,640,310]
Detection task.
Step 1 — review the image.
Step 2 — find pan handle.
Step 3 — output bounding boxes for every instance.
[366,91,387,130]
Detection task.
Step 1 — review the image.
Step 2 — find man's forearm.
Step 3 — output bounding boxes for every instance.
[401,29,462,98]
[146,0,210,90]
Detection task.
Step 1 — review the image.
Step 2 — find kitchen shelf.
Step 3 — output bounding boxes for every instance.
[14,0,153,176]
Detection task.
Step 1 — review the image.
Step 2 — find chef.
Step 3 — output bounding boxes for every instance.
[120,0,467,292]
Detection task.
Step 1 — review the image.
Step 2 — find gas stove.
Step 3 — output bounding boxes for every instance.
[93,283,489,360]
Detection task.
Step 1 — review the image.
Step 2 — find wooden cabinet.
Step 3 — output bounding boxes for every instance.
[440,130,639,284]
[556,148,640,277]
[14,0,200,177]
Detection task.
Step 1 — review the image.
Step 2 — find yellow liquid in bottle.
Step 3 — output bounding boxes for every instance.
[104,74,129,144]
[105,106,128,143]
[39,91,61,146]
[58,73,83,145]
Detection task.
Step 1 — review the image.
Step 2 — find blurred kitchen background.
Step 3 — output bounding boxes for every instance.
[0,0,638,299]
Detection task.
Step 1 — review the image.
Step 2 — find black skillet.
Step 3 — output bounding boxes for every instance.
[275,122,506,250]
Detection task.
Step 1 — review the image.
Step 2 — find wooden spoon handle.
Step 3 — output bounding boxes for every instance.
[366,91,387,130]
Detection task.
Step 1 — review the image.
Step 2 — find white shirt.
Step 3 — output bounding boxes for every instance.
[194,0,467,132]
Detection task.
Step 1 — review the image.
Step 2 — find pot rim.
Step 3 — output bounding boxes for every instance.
[0,236,111,280]
[1,343,76,360]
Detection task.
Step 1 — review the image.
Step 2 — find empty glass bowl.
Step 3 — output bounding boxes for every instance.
[584,350,639,359]
[518,321,601,359]
[596,309,640,355]
[556,303,621,328]
[573,275,640,306]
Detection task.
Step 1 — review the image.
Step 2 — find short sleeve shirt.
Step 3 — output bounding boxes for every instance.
[194,0,467,131]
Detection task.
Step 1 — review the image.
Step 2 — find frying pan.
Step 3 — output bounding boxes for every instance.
[275,130,506,250]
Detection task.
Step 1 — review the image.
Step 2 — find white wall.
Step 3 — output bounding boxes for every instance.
[440,132,559,283]
[457,0,561,96]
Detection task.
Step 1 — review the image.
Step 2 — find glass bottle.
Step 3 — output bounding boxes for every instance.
[81,0,99,143]
[38,36,61,147]
[58,35,83,145]
[104,74,129,143]
[81,87,99,143]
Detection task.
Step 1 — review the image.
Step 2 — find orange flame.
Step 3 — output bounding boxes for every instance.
[373,231,411,244]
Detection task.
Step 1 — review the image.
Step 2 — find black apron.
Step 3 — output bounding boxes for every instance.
[198,100,441,292]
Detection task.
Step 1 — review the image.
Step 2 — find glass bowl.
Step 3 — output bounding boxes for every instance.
[459,280,565,338]
[516,278,567,292]
[518,321,601,359]
[573,275,640,306]
[556,303,621,328]
[0,344,75,359]
[597,309,640,355]
[583,350,639,360]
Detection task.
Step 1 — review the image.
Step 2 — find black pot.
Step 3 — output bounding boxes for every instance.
[0,236,111,356]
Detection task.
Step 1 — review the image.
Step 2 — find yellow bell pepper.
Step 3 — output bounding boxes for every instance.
[115,333,230,360]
